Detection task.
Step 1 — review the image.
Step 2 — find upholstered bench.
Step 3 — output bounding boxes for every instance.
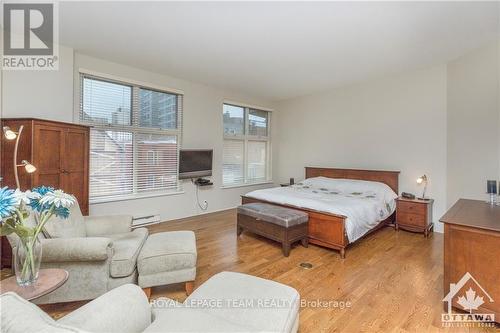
[137,231,197,297]
[237,203,309,256]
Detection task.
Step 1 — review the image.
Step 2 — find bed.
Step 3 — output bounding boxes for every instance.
[241,167,400,258]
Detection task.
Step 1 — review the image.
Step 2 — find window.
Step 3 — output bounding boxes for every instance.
[223,103,271,186]
[80,73,182,202]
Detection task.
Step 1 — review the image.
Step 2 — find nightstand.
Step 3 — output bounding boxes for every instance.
[396,197,434,237]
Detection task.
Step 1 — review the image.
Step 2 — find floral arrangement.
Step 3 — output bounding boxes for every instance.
[0,186,76,285]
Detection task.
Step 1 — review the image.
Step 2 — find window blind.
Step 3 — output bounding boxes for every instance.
[80,73,183,201]
[247,140,267,181]
[89,129,134,197]
[222,140,245,186]
[136,133,178,193]
[222,104,271,186]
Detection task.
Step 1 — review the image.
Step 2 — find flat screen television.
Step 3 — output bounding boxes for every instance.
[179,149,213,179]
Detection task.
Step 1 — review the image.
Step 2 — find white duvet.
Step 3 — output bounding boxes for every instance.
[245,177,398,242]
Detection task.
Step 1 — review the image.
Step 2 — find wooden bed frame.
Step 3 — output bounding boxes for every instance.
[241,167,400,258]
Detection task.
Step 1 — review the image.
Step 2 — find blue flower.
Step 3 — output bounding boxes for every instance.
[28,197,44,212]
[32,186,55,196]
[29,186,55,212]
[0,187,18,220]
[28,187,73,219]
[54,206,70,219]
[39,190,75,208]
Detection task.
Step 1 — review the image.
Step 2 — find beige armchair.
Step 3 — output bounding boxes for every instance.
[7,202,148,304]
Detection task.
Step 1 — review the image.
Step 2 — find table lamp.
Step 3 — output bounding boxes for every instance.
[416,175,429,200]
[3,126,37,189]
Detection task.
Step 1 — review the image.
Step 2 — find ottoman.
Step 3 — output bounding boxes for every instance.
[138,231,197,298]
[237,203,309,256]
[149,271,300,332]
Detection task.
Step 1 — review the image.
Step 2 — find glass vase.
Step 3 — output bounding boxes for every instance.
[14,236,42,286]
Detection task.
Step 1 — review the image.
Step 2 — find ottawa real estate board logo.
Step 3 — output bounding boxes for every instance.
[442,272,495,328]
[2,1,59,70]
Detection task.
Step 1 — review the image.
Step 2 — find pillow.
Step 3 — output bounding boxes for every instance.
[301,176,341,189]
[302,177,398,202]
[43,201,86,239]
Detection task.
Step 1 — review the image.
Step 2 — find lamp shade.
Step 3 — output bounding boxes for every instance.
[3,127,17,140]
[21,160,37,173]
[416,175,427,184]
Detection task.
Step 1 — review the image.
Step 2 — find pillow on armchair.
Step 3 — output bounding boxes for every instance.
[43,201,86,239]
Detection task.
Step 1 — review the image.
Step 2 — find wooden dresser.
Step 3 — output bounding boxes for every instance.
[1,118,90,268]
[440,199,500,322]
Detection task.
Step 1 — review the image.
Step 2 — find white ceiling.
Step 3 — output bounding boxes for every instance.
[60,1,499,101]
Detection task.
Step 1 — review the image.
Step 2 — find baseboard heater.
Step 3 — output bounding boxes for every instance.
[132,214,161,228]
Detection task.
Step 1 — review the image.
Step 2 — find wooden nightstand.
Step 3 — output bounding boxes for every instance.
[396,197,434,237]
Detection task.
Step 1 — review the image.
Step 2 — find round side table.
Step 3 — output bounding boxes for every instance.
[0,268,68,301]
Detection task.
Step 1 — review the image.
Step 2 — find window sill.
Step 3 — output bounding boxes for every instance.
[90,190,185,205]
[221,181,274,190]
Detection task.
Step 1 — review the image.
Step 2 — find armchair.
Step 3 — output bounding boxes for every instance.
[7,202,148,304]
[1,284,151,333]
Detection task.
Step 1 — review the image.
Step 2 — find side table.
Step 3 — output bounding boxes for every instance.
[0,268,68,301]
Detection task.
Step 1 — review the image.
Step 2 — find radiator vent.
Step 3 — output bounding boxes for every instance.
[132,214,161,228]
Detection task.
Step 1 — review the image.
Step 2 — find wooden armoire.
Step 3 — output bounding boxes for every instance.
[1,118,90,268]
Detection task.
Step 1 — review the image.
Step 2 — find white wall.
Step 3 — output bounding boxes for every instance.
[447,43,499,206]
[1,46,278,222]
[275,42,500,233]
[2,45,75,122]
[276,66,448,231]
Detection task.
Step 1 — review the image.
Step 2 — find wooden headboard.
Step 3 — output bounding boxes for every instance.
[305,167,400,194]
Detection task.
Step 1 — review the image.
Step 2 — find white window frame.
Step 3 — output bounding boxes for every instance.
[78,70,184,203]
[222,102,272,188]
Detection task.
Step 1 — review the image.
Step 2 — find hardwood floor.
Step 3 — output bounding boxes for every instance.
[2,209,497,332]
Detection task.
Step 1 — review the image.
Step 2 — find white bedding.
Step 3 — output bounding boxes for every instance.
[245,177,398,242]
